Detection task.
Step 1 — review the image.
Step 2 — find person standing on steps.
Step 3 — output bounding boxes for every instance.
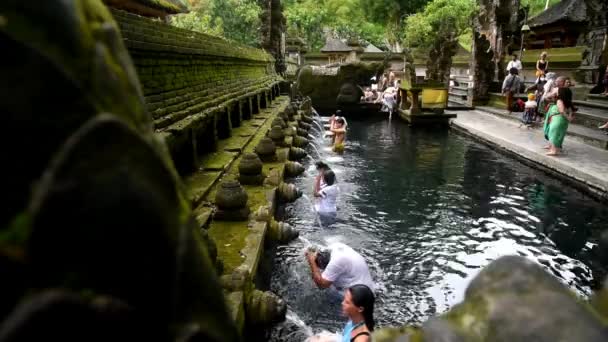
[506,53,523,74]
[341,285,375,342]
[502,67,522,114]
[536,52,549,81]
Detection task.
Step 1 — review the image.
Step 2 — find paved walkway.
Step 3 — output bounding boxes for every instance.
[451,110,608,199]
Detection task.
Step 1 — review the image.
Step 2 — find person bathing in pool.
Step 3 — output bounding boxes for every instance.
[331,118,346,153]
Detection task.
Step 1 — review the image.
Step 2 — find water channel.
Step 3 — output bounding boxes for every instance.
[269,115,608,341]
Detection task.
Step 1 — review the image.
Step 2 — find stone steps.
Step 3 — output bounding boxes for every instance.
[588,94,608,104]
[475,106,608,150]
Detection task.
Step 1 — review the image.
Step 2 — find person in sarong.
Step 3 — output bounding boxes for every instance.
[543,87,575,156]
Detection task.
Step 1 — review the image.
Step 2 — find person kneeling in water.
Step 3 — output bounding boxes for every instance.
[305,242,375,292]
[331,118,346,153]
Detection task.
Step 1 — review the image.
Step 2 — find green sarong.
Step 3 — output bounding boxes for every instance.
[546,106,569,148]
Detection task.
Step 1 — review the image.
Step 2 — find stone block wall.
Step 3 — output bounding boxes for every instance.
[111,9,282,175]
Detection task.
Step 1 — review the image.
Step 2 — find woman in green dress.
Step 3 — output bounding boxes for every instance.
[543,87,575,156]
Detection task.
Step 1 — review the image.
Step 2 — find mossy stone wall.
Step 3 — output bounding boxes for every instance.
[111,9,282,175]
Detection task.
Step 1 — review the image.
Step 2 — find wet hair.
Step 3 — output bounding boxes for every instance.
[336,118,345,125]
[509,67,518,75]
[323,170,336,186]
[557,87,574,110]
[348,284,375,331]
[315,249,331,269]
[315,161,330,171]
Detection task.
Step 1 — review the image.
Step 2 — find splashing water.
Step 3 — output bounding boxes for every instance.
[302,194,323,229]
[309,144,323,160]
[312,120,324,132]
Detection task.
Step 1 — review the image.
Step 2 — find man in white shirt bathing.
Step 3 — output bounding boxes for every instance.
[305,242,375,293]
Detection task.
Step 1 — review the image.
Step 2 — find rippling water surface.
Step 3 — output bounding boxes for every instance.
[269,117,608,340]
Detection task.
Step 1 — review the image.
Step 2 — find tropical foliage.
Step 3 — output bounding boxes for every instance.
[170,0,261,46]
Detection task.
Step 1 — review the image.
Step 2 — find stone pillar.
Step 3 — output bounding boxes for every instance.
[470,0,521,104]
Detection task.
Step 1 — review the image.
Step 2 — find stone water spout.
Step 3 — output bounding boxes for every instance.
[298,121,311,131]
[271,221,299,243]
[288,147,307,161]
[296,127,309,137]
[238,153,264,185]
[284,161,305,177]
[220,268,287,326]
[255,137,277,162]
[277,182,302,203]
[292,135,309,148]
[272,117,288,129]
[214,180,250,221]
[268,125,287,146]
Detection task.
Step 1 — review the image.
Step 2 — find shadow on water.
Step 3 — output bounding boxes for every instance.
[268,116,608,341]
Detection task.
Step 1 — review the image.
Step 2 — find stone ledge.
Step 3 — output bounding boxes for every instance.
[451,111,608,202]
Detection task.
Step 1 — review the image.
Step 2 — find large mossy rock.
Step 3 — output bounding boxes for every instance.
[0,1,238,341]
[294,62,384,111]
[374,256,608,342]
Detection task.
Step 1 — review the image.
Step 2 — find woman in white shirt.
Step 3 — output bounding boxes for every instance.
[314,170,339,220]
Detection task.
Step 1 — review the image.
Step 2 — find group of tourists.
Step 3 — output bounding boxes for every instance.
[361,71,401,118]
[501,51,579,157]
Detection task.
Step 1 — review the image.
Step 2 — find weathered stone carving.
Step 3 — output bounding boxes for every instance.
[268,125,287,146]
[288,147,307,161]
[373,256,608,342]
[292,135,309,148]
[0,1,239,340]
[284,161,305,177]
[238,153,265,185]
[277,182,302,203]
[214,180,250,221]
[255,137,278,162]
[269,220,299,243]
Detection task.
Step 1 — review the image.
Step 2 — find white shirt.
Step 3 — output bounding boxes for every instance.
[506,60,522,72]
[525,100,537,109]
[315,184,338,213]
[321,243,375,291]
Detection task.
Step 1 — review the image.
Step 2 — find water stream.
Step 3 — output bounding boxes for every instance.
[269,116,608,341]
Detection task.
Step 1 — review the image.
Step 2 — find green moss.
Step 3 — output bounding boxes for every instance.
[185,170,222,205]
[208,221,249,273]
[198,151,239,171]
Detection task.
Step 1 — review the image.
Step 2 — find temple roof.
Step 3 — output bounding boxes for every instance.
[527,0,587,28]
[364,43,383,53]
[320,38,352,53]
[103,0,188,17]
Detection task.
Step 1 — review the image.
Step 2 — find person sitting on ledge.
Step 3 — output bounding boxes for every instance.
[331,118,347,153]
[305,242,375,292]
[502,67,521,114]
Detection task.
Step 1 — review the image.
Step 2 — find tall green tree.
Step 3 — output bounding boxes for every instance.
[403,0,477,83]
[171,0,261,46]
[360,0,431,49]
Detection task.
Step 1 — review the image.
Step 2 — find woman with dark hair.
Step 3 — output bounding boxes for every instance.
[544,87,575,156]
[341,284,375,342]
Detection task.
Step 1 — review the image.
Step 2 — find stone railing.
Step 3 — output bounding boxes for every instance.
[111,9,282,175]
